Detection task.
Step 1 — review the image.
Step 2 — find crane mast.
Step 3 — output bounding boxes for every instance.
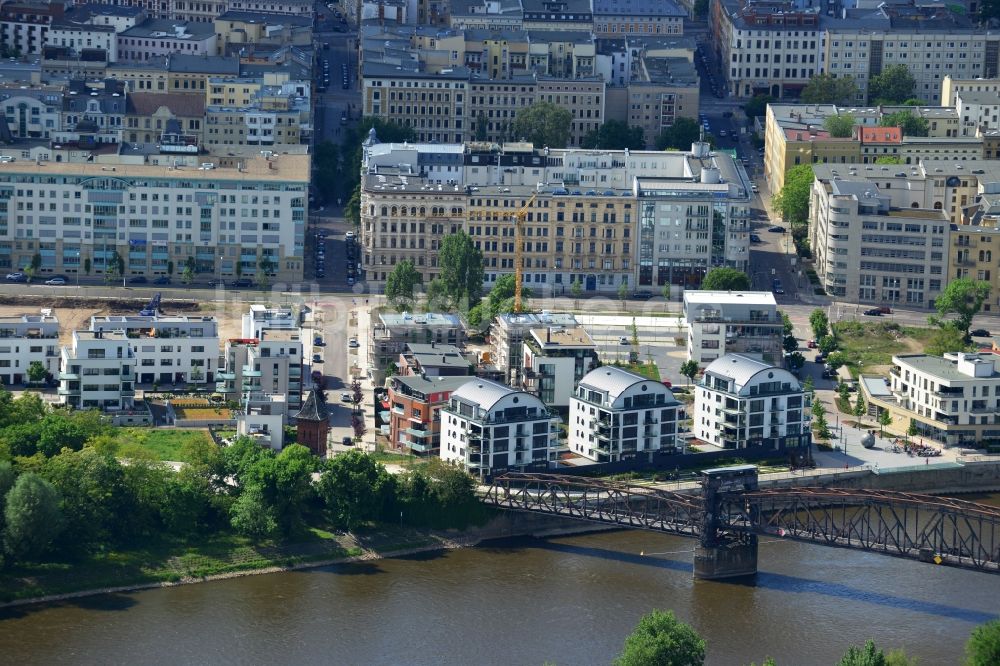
[513,192,537,313]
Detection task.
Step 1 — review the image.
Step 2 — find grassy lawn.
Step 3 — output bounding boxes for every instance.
[173,406,234,420]
[609,361,661,381]
[0,530,363,603]
[832,321,936,375]
[367,449,432,469]
[113,428,215,463]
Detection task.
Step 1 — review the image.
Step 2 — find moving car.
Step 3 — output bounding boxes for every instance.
[768,225,785,233]
[342,436,353,446]
[863,308,882,316]
[231,278,253,288]
[44,277,66,285]
[771,278,784,295]
[971,329,991,338]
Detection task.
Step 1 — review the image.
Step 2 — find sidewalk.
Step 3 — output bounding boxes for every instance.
[355,304,379,453]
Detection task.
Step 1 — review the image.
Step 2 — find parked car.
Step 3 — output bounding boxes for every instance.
[312,354,323,363]
[340,391,352,402]
[631,290,652,300]
[807,339,818,349]
[314,335,324,346]
[863,308,882,316]
[342,436,353,446]
[153,276,172,285]
[5,272,25,281]
[619,336,629,345]
[771,279,784,295]
[971,328,991,338]
[231,278,253,288]
[347,277,355,286]
[749,233,762,243]
[877,305,892,314]
[348,338,359,348]
[129,276,148,284]
[44,277,66,285]
[768,225,785,233]
[815,353,826,363]
[751,184,759,194]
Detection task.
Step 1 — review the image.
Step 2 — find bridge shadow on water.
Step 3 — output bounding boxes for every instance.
[527,539,996,625]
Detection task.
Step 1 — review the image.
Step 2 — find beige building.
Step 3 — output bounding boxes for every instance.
[124,93,204,145]
[809,173,949,307]
[592,0,684,38]
[624,56,699,148]
[942,75,1000,108]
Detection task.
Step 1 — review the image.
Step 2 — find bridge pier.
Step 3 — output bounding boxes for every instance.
[695,465,759,580]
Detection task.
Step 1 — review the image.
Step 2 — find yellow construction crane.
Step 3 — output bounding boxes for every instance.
[513,192,537,313]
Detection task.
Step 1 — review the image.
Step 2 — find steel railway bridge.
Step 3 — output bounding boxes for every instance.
[481,466,1000,579]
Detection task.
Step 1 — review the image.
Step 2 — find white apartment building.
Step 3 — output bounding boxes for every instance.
[863,352,1000,448]
[683,291,783,367]
[217,329,302,414]
[956,91,1000,136]
[241,304,298,338]
[47,23,118,61]
[441,378,559,477]
[809,171,950,307]
[90,315,219,386]
[520,325,598,408]
[59,329,136,411]
[942,75,1000,107]
[493,311,579,384]
[0,85,63,140]
[0,310,60,385]
[360,136,752,293]
[695,353,810,451]
[0,153,308,282]
[569,365,680,462]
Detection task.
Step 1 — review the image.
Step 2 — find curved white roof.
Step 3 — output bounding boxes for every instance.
[451,378,518,411]
[579,365,658,398]
[704,353,798,390]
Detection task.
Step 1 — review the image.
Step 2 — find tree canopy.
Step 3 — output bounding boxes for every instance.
[966,618,1000,666]
[809,308,830,339]
[385,259,422,306]
[3,473,63,560]
[656,117,702,151]
[511,102,573,148]
[823,113,856,138]
[801,73,860,105]
[868,64,916,104]
[879,111,929,137]
[582,120,646,150]
[614,609,705,666]
[700,267,751,291]
[929,278,991,338]
[773,164,814,226]
[744,94,776,119]
[438,231,485,309]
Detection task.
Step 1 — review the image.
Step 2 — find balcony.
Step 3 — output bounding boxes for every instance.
[217,371,236,380]
[57,386,77,396]
[58,372,79,380]
[242,366,262,377]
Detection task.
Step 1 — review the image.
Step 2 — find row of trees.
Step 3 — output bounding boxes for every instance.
[614,609,1000,665]
[798,66,920,106]
[0,391,484,569]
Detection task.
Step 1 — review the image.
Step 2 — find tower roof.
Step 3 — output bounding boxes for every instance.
[295,390,329,422]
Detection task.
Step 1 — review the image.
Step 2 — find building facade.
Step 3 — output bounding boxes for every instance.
[683,290,782,366]
[569,365,680,462]
[520,325,598,407]
[0,310,60,385]
[371,312,466,382]
[694,353,810,452]
[386,374,470,455]
[90,314,218,385]
[440,378,559,477]
[492,311,578,384]
[59,329,136,411]
[216,329,302,413]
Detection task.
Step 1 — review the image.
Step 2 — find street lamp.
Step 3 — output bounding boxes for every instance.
[75,251,80,287]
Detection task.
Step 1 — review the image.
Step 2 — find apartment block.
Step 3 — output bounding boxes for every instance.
[569,365,680,462]
[386,374,470,455]
[0,1,64,56]
[0,310,60,385]
[863,352,1000,448]
[492,311,579,384]
[0,152,307,282]
[440,378,559,477]
[371,312,466,382]
[124,92,205,145]
[90,314,219,386]
[117,19,217,62]
[683,291,782,366]
[59,329,136,412]
[810,173,950,307]
[764,103,984,192]
[359,137,752,294]
[398,342,474,377]
[0,83,62,140]
[217,329,302,414]
[592,0,685,38]
[694,353,810,452]
[520,325,598,407]
[242,304,299,338]
[942,75,1000,108]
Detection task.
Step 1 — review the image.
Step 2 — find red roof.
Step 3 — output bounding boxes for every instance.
[859,126,902,144]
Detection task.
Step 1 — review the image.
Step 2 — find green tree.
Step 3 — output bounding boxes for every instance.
[256,257,275,290]
[438,231,484,309]
[3,473,62,561]
[929,278,991,339]
[801,73,860,105]
[0,460,15,523]
[618,282,629,311]
[317,450,396,530]
[838,639,889,666]
[878,408,893,437]
[486,273,530,319]
[630,317,639,349]
[614,609,705,666]
[230,484,278,539]
[879,111,929,137]
[788,351,805,369]
[181,257,196,285]
[655,117,702,151]
[818,334,838,355]
[823,113,856,138]
[312,140,341,205]
[166,260,173,276]
[802,375,815,397]
[773,165,814,226]
[582,120,646,150]
[783,335,799,353]
[906,417,918,444]
[925,322,971,356]
[966,618,1000,666]
[475,111,488,141]
[700,267,751,291]
[30,252,42,275]
[27,361,47,384]
[854,393,867,423]
[692,0,708,17]
[385,259,422,307]
[744,94,776,119]
[869,64,916,104]
[680,359,700,386]
[344,184,361,226]
[874,156,904,165]
[511,101,573,148]
[780,311,794,336]
[103,251,124,285]
[809,308,830,339]
[570,278,583,309]
[84,257,92,276]
[826,351,849,370]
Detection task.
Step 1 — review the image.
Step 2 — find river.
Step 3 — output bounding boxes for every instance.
[1,511,999,664]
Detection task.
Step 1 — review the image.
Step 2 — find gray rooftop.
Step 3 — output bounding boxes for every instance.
[389,374,472,395]
[862,375,892,398]
[593,0,685,17]
[578,365,676,401]
[379,312,464,328]
[121,18,216,39]
[894,353,1000,381]
[450,378,520,411]
[169,54,240,74]
[704,353,794,390]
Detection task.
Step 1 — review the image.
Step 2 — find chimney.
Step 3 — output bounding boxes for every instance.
[546,327,551,343]
[442,355,447,363]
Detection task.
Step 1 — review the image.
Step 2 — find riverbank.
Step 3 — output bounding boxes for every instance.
[0,513,613,609]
